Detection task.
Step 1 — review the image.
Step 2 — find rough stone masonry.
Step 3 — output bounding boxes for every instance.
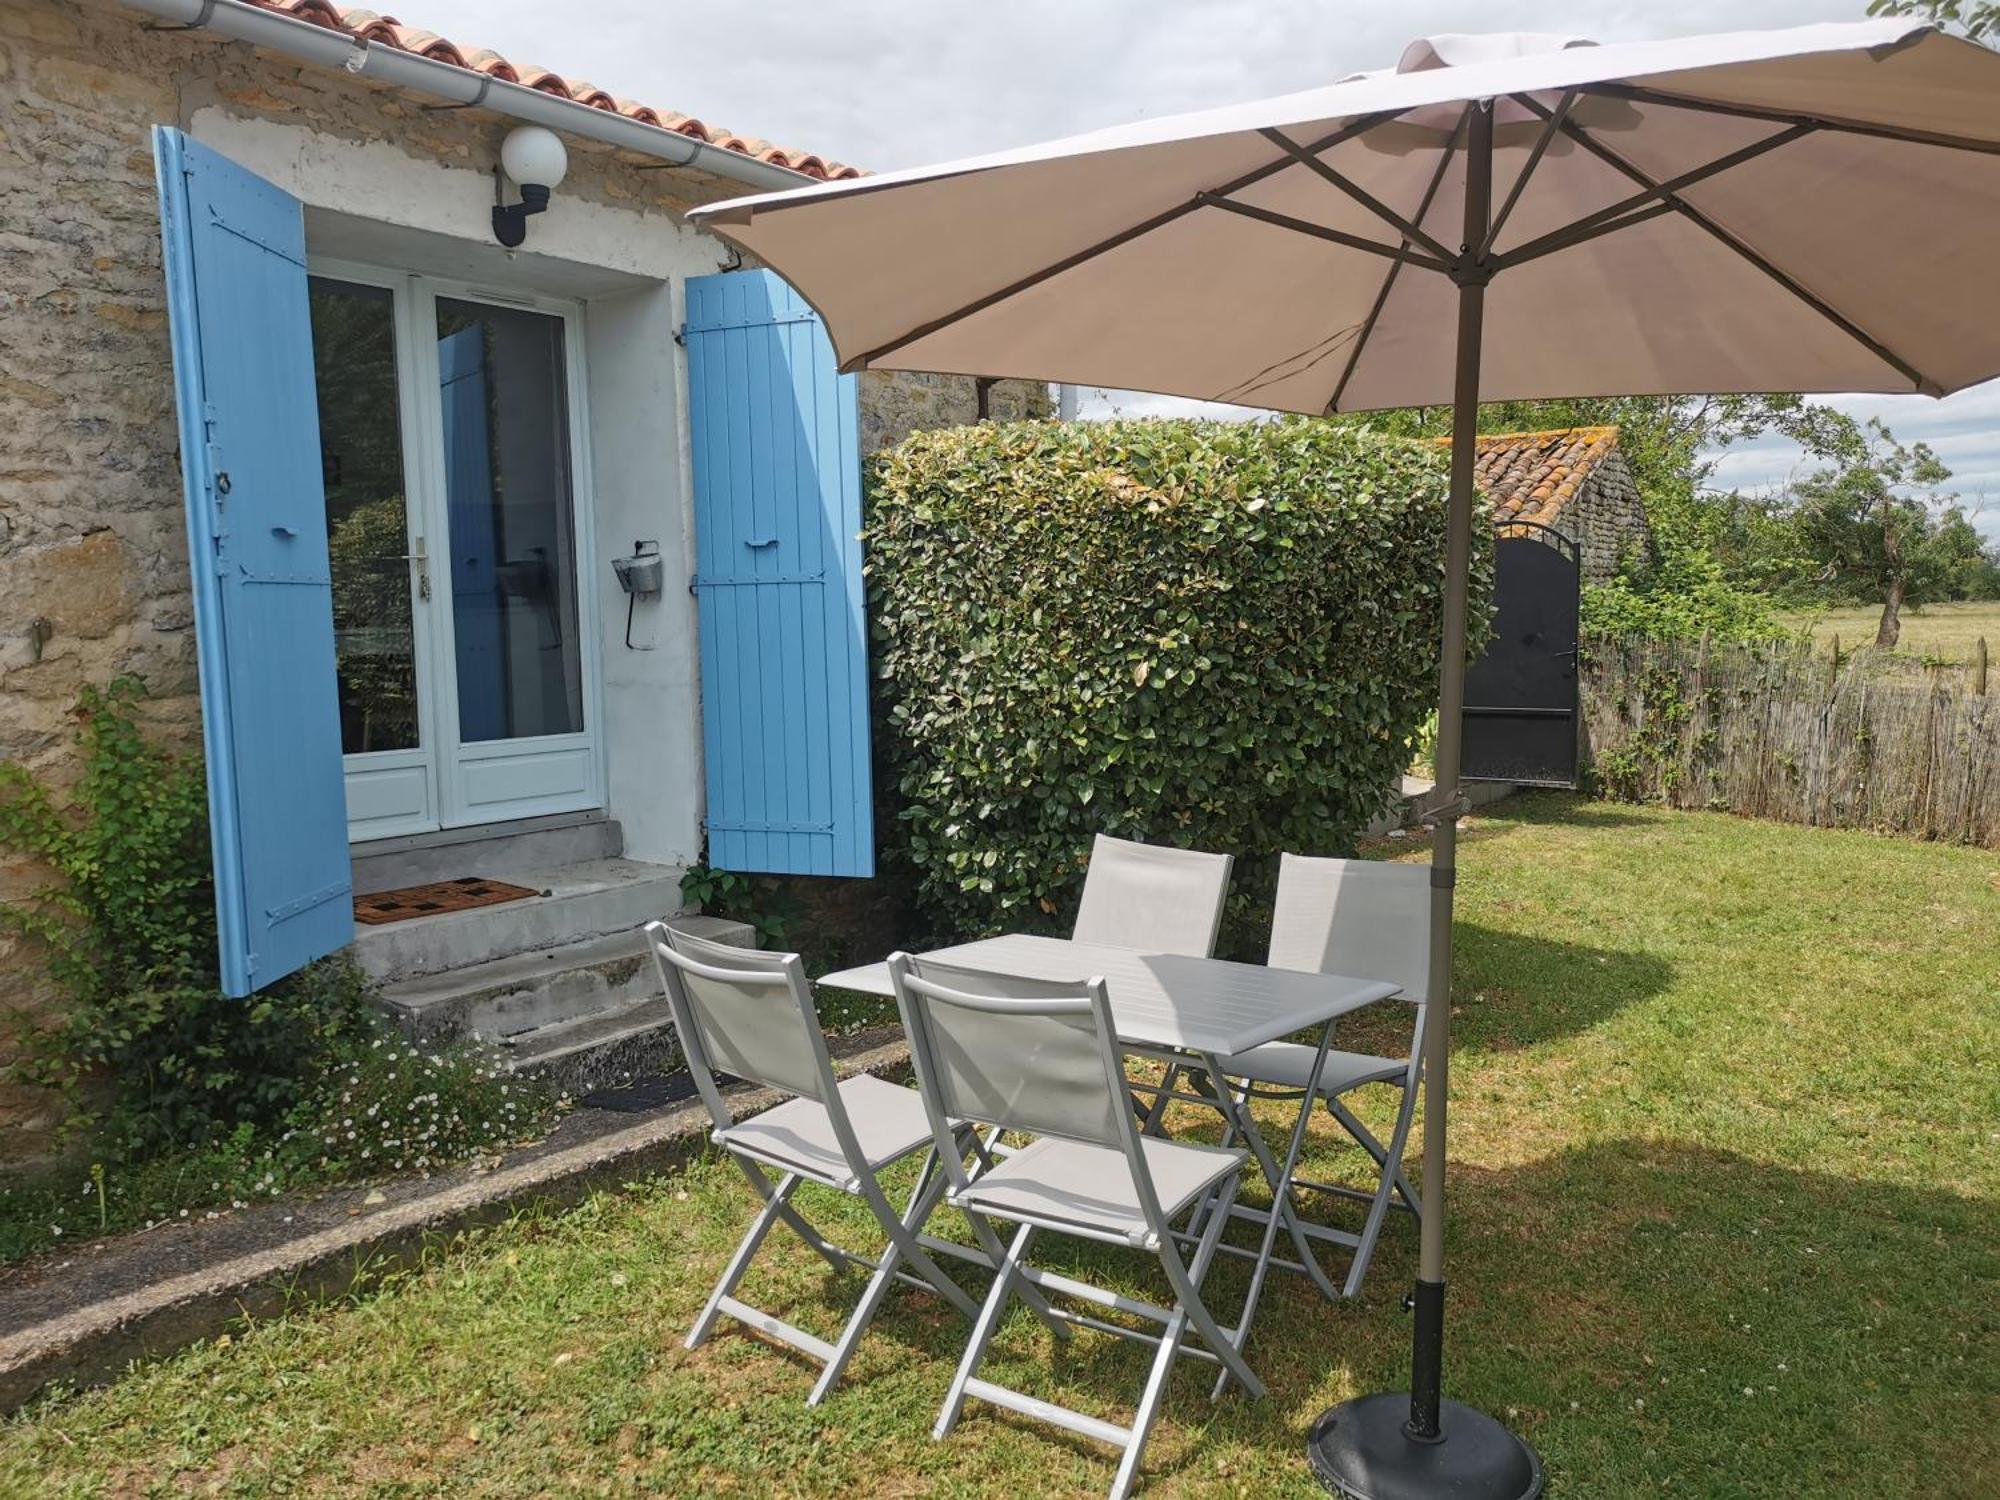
[0,0,1043,1166]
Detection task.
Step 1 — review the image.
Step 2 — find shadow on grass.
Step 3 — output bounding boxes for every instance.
[1479,795,1661,831]
[1327,920,1671,1063]
[804,1135,1992,1498]
[1157,1137,1990,1498]
[1449,922,1671,1053]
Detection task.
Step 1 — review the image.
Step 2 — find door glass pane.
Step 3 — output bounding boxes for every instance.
[310,276,418,754]
[435,297,584,742]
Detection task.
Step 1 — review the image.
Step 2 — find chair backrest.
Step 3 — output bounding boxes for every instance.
[1267,854,1431,1005]
[643,922,832,1124]
[1071,834,1233,957]
[891,954,1129,1151]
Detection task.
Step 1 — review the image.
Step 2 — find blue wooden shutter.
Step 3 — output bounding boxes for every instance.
[685,270,874,877]
[154,128,353,996]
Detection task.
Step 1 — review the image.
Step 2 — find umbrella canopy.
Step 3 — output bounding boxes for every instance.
[688,23,2000,1497]
[691,21,2000,413]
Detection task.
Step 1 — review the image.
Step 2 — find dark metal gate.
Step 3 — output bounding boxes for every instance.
[1461,523,1579,787]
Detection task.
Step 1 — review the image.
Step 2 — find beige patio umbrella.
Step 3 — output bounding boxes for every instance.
[688,21,2000,1499]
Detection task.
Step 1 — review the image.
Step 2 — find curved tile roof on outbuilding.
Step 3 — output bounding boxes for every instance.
[244,0,864,181]
[1466,426,1622,528]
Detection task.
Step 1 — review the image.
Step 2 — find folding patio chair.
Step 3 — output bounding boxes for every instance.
[644,921,988,1405]
[1072,833,1233,957]
[890,952,1262,1500]
[1071,834,1234,1131]
[1217,854,1430,1298]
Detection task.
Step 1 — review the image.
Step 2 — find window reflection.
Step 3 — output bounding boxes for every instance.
[435,297,585,742]
[311,277,417,755]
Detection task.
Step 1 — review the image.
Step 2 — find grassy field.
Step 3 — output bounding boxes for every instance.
[1780,599,2000,662]
[2,796,1994,1498]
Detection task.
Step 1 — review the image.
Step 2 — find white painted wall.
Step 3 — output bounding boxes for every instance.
[585,283,706,868]
[188,109,731,869]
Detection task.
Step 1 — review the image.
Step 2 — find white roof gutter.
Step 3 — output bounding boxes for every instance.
[121,0,815,194]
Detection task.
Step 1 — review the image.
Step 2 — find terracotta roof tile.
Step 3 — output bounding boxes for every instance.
[240,1,862,180]
[1445,425,1621,530]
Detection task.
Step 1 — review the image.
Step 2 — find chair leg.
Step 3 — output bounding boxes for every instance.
[1334,1084,1421,1299]
[810,1151,970,1405]
[954,1197,1073,1343]
[1139,1064,1182,1136]
[730,1153,849,1276]
[874,1149,985,1318]
[1153,1174,1263,1403]
[1120,1184,1240,1496]
[936,1221,1035,1441]
[1326,1093,1421,1216]
[689,1166,801,1349]
[1112,1304,1187,1500]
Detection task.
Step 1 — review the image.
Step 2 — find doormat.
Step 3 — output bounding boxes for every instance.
[354,876,543,926]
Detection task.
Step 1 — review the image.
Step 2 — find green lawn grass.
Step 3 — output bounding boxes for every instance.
[1779,599,2000,662]
[3,796,1994,1498]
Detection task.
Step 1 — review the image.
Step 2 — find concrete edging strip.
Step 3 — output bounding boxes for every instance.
[0,1028,911,1411]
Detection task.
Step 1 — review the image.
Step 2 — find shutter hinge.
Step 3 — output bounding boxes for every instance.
[674,324,686,347]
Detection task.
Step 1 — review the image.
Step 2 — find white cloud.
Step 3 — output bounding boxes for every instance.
[398,0,1998,539]
[398,0,1859,169]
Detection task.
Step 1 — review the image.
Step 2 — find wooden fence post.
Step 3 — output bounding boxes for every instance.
[1976,636,1989,697]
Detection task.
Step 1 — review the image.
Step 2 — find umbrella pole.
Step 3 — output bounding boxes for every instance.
[1307,99,1542,1500]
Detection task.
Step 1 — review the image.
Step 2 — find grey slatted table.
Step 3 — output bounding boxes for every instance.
[819,934,1401,1355]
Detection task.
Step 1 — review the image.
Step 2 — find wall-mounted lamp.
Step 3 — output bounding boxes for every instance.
[492,125,569,248]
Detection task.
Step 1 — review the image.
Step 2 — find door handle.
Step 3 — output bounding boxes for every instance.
[396,540,432,601]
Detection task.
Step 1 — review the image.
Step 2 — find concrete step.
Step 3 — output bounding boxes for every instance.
[372,913,758,1100]
[350,813,622,896]
[497,998,682,1097]
[351,858,688,983]
[376,916,752,1046]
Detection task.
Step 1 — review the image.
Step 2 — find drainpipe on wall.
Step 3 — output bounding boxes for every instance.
[119,0,814,195]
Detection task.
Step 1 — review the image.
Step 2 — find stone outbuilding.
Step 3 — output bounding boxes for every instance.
[0,0,1044,1164]
[1471,426,1650,582]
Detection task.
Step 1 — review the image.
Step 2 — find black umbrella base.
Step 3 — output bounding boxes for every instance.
[1306,1395,1543,1500]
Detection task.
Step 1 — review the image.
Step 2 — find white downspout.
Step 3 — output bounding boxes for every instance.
[120,0,815,195]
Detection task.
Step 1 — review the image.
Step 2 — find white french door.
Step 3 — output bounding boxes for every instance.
[308,261,604,842]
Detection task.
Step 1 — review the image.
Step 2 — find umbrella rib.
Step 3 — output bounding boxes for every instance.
[1326,113,1466,414]
[1580,82,2000,159]
[1193,195,1454,271]
[1479,90,1577,259]
[1258,128,1460,265]
[1493,123,1815,271]
[1491,200,1680,269]
[844,110,1408,370]
[1519,96,1941,396]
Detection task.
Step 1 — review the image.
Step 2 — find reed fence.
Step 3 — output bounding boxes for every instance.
[1580,633,1998,846]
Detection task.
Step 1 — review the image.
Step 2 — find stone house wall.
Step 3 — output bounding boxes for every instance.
[858,372,1045,455]
[0,0,1040,1167]
[1562,451,1649,584]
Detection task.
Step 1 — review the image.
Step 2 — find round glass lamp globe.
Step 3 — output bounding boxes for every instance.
[500,126,568,189]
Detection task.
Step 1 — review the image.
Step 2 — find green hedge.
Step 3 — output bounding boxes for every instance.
[863,418,1492,949]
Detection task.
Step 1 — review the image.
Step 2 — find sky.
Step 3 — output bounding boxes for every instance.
[403,0,1998,537]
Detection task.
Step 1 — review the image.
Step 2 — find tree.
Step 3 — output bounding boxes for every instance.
[1867,1,2000,44]
[1786,420,1958,646]
[1929,505,2000,600]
